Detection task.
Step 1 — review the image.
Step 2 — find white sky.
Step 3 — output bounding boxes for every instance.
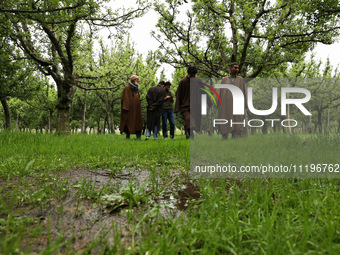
[113,0,340,79]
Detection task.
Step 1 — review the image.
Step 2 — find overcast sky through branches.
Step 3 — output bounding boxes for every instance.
[111,0,340,80]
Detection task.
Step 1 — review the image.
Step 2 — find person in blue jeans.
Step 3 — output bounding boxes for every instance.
[162,81,175,140]
[146,81,166,140]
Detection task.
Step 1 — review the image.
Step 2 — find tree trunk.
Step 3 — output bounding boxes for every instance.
[49,110,53,133]
[261,119,268,134]
[273,121,278,133]
[103,116,108,134]
[317,110,322,133]
[97,120,101,134]
[0,98,11,129]
[106,104,115,133]
[327,109,330,133]
[287,99,292,135]
[56,80,76,135]
[81,89,87,133]
[57,107,71,135]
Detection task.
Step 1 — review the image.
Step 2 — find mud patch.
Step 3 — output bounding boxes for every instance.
[1,167,200,253]
[59,167,150,187]
[175,181,201,210]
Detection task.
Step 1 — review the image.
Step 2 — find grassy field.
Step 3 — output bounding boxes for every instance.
[0,131,340,254]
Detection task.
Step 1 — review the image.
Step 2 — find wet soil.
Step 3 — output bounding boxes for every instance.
[176,181,201,210]
[0,168,201,253]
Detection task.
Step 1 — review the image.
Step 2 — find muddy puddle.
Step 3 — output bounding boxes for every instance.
[3,167,202,253]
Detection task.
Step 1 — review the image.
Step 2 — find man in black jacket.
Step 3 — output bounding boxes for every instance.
[146,81,166,140]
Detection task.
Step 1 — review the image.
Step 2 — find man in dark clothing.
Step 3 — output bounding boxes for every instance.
[162,81,175,140]
[175,66,203,139]
[218,62,247,139]
[120,75,143,140]
[146,81,166,140]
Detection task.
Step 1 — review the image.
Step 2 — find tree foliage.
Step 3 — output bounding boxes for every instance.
[0,24,38,129]
[72,35,160,134]
[0,0,148,134]
[153,0,340,77]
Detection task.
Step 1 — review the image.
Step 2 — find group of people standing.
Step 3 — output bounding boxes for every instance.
[120,63,247,140]
[119,76,175,140]
[145,81,175,140]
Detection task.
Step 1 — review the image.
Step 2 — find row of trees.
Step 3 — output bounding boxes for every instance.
[1,0,340,134]
[2,57,339,135]
[0,37,171,133]
[0,0,150,134]
[247,59,340,134]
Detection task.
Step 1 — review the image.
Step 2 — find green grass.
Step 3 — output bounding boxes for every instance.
[191,132,340,164]
[0,131,189,177]
[0,131,340,254]
[139,178,340,254]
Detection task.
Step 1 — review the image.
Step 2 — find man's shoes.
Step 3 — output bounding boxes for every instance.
[145,136,150,141]
[185,129,190,139]
[164,137,168,140]
[189,129,194,140]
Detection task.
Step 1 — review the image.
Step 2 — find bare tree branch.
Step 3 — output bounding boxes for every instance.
[76,81,124,91]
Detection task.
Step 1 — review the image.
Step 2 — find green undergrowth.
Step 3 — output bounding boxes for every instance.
[137,178,340,254]
[0,131,189,178]
[0,131,340,254]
